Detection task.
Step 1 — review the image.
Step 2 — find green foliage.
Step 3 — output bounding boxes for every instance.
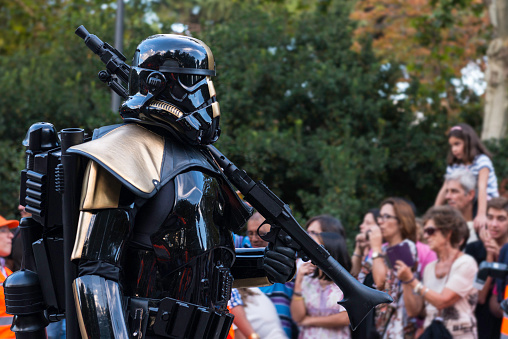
[0,0,159,218]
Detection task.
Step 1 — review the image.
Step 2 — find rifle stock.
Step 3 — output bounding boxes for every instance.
[206,145,393,330]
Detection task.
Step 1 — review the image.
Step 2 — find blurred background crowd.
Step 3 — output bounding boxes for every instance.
[224,122,508,339]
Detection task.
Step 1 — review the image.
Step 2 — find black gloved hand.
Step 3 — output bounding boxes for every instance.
[263,242,297,283]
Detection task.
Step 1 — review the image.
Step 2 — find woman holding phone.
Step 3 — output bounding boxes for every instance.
[367,197,418,338]
[351,208,380,281]
[396,206,478,338]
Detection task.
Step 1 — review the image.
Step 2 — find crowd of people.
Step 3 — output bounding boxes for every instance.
[1,122,508,339]
[229,123,508,339]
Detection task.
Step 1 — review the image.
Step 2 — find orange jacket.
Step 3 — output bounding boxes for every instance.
[501,286,508,339]
[227,306,235,339]
[0,267,14,338]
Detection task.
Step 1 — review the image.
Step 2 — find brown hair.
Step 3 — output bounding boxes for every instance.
[310,231,351,281]
[304,215,350,281]
[487,197,508,215]
[380,197,417,243]
[422,206,469,249]
[237,288,259,305]
[415,217,425,243]
[447,123,492,165]
[304,214,345,238]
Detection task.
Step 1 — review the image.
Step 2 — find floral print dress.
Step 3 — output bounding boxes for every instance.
[299,275,350,339]
[372,239,418,339]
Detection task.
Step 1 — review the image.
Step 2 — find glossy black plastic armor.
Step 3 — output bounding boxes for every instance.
[80,209,131,264]
[72,167,245,337]
[68,122,272,338]
[123,170,236,311]
[73,208,132,338]
[74,275,128,338]
[120,34,220,145]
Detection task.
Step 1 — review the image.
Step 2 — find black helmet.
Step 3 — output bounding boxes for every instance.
[120,34,221,145]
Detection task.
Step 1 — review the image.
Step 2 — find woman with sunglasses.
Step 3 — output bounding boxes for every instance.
[367,197,418,338]
[396,206,478,338]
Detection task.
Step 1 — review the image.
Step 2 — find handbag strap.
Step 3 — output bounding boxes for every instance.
[380,281,404,337]
[436,251,461,318]
[380,306,396,338]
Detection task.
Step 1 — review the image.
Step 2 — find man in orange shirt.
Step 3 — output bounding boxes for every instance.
[0,215,18,339]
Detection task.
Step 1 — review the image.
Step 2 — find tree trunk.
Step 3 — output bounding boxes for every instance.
[481,0,508,140]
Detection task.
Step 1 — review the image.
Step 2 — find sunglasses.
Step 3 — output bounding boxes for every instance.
[423,226,439,236]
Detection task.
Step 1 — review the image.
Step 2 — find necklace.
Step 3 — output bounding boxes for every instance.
[435,249,461,279]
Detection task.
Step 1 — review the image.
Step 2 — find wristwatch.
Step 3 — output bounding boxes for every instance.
[371,251,384,260]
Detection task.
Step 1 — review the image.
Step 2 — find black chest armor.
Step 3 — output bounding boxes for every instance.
[124,170,237,310]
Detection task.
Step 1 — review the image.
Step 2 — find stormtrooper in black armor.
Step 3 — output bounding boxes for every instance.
[68,34,296,339]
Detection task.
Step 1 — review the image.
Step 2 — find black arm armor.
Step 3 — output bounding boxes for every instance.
[70,156,135,339]
[231,248,271,288]
[73,275,128,338]
[73,208,131,339]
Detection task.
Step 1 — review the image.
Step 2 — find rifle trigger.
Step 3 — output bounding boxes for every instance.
[258,221,278,242]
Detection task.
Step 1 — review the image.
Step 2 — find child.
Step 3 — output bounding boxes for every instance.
[435,123,499,232]
[290,217,351,339]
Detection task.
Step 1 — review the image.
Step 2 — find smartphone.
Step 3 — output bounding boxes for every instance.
[385,242,415,269]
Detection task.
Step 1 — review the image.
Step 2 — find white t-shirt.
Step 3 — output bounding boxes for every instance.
[423,254,478,339]
[243,287,288,339]
[466,221,478,244]
[446,154,499,199]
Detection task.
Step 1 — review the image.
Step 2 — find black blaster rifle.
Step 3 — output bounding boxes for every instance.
[207,145,393,330]
[75,25,129,99]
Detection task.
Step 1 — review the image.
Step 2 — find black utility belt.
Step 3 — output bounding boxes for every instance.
[128,296,233,339]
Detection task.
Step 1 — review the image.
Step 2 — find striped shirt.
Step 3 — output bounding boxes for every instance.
[446,154,499,199]
[259,282,296,338]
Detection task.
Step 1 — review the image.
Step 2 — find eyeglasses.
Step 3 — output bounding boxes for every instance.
[247,229,268,238]
[0,227,10,234]
[423,226,439,236]
[377,214,399,223]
